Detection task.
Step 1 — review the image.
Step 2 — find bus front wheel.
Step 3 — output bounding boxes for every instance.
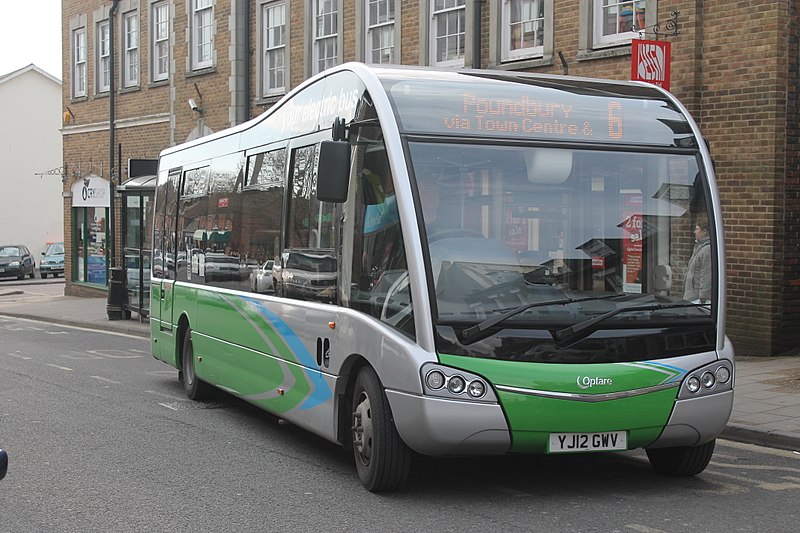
[646,438,716,476]
[181,328,212,401]
[351,366,411,491]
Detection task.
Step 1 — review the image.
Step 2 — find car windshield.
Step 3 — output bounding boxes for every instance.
[409,142,713,327]
[45,243,65,255]
[286,252,336,272]
[0,247,20,257]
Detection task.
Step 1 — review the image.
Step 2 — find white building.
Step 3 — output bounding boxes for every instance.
[0,64,64,260]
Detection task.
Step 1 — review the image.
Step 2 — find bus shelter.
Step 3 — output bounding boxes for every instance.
[117,174,156,319]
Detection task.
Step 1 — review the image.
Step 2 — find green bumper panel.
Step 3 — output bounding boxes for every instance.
[439,354,685,453]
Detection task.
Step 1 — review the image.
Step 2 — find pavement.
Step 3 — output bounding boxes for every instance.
[1,281,799,453]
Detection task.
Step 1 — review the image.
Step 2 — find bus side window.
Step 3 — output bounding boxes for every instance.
[344,130,414,339]
[242,148,286,294]
[280,143,338,304]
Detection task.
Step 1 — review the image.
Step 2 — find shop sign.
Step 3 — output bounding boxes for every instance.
[71,175,110,207]
[631,39,671,91]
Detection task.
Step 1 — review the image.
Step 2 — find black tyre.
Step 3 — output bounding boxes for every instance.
[180,328,212,401]
[40,272,48,279]
[29,269,35,279]
[351,366,411,491]
[646,439,716,476]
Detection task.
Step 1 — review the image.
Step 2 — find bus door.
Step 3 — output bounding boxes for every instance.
[153,169,181,364]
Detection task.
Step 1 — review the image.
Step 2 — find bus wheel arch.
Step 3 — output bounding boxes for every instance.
[176,314,191,378]
[350,364,411,491]
[177,316,212,401]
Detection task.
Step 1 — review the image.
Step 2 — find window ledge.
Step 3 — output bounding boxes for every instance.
[120,85,141,95]
[577,46,632,62]
[255,95,285,108]
[148,79,169,89]
[186,66,217,78]
[93,92,110,100]
[492,55,554,71]
[70,96,89,103]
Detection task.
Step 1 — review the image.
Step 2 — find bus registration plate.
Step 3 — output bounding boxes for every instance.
[548,431,627,453]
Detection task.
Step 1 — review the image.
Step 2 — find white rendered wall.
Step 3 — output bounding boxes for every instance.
[0,66,64,259]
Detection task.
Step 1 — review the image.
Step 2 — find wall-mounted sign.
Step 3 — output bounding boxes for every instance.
[71,175,110,208]
[631,39,671,91]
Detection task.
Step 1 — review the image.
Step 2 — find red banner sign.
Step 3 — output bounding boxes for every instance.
[631,39,671,91]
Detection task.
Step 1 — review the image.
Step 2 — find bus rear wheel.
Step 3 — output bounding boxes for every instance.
[351,366,411,491]
[646,438,716,476]
[181,328,212,401]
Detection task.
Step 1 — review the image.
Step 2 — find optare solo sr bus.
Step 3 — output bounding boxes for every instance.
[150,63,733,491]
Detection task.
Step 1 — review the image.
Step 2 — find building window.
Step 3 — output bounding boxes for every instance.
[151,1,170,82]
[123,11,139,87]
[261,1,286,95]
[97,22,110,93]
[430,0,465,67]
[593,0,645,47]
[192,0,214,70]
[502,0,544,61]
[73,28,88,98]
[313,0,339,74]
[366,0,396,64]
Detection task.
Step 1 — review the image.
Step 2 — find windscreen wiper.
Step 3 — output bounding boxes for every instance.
[553,302,712,347]
[459,294,624,345]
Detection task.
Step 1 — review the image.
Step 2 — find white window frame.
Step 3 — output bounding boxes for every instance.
[261,1,287,96]
[122,11,139,87]
[501,0,545,62]
[73,27,87,98]
[365,0,396,64]
[191,0,215,70]
[313,0,339,74]
[96,22,110,93]
[151,1,170,82]
[430,0,466,67]
[592,0,646,48]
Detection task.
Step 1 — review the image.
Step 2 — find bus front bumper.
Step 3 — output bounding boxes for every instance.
[386,389,511,456]
[648,389,733,448]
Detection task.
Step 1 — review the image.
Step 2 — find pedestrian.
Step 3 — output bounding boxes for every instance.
[683,221,712,303]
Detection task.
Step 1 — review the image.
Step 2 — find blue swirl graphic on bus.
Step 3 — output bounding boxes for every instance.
[246,298,332,410]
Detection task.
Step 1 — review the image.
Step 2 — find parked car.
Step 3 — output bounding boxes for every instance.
[249,259,275,293]
[0,244,35,280]
[39,241,65,278]
[204,252,244,282]
[275,249,337,303]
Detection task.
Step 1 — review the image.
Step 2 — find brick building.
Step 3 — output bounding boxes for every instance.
[60,0,800,356]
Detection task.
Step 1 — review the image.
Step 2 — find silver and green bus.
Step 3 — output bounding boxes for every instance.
[150,63,733,491]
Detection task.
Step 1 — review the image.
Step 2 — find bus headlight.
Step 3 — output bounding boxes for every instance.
[420,363,496,402]
[679,360,733,399]
[447,375,466,394]
[467,380,486,398]
[425,370,446,390]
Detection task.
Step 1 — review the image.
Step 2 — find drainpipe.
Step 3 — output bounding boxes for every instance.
[472,0,482,69]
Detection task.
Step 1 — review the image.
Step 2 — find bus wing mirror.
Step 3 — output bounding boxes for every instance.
[317,140,350,203]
